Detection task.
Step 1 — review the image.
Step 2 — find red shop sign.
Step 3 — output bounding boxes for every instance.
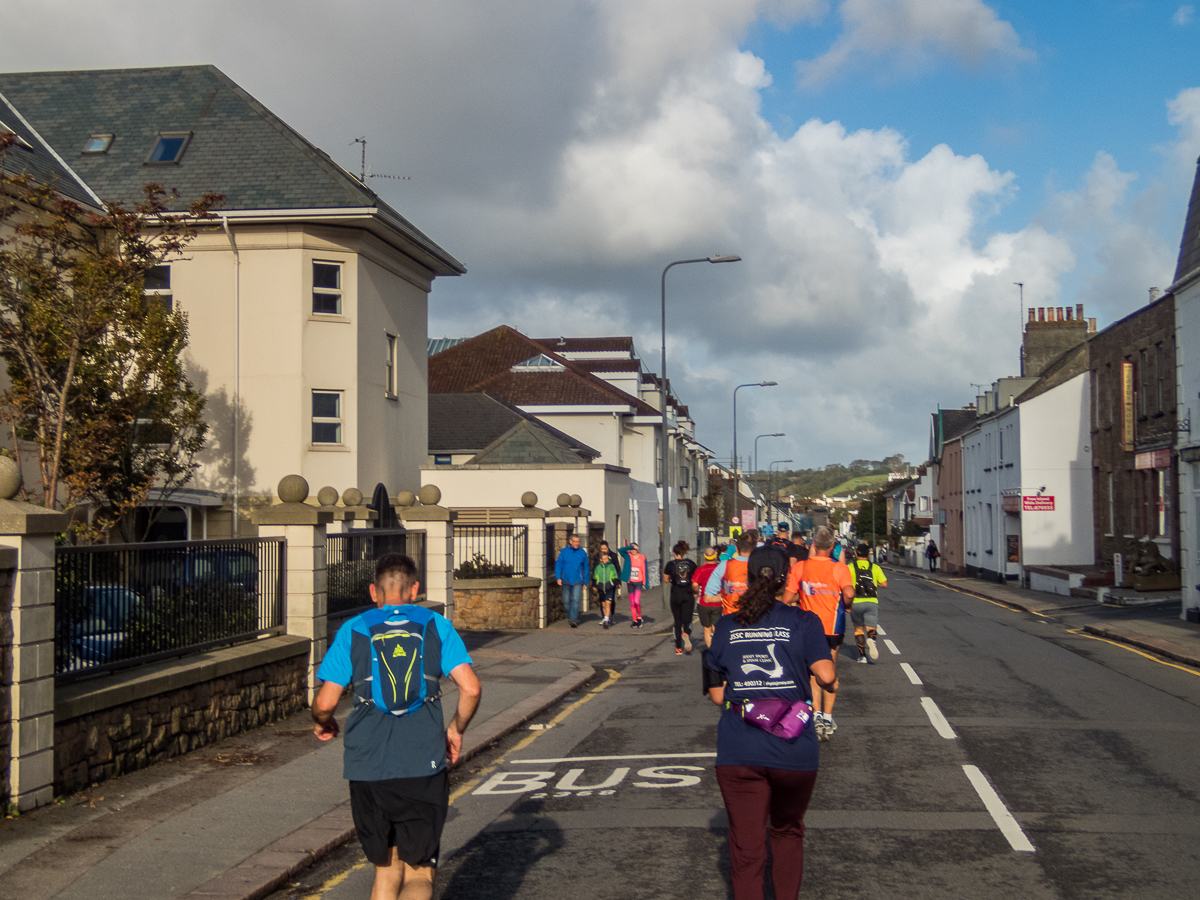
[1022,495,1055,511]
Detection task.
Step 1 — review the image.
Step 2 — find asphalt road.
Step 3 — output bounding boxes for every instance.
[272,574,1200,899]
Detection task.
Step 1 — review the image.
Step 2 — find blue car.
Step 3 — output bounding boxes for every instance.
[70,584,141,666]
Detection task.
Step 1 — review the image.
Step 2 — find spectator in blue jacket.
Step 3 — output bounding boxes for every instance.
[555,533,590,628]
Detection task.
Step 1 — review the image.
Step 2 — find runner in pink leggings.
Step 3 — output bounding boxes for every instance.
[619,542,647,628]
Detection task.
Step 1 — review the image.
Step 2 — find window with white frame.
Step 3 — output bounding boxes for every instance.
[312,262,342,315]
[385,333,398,398]
[312,390,343,444]
[145,264,172,311]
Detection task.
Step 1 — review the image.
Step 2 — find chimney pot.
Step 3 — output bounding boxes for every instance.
[1076,303,1084,320]
[1038,307,1045,321]
[1028,308,1036,322]
[1089,317,1097,333]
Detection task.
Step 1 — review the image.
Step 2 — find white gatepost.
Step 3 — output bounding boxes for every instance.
[401,485,455,621]
[252,475,332,699]
[0,460,68,811]
[510,492,548,627]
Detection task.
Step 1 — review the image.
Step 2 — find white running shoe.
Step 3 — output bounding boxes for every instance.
[682,633,692,653]
[867,637,879,661]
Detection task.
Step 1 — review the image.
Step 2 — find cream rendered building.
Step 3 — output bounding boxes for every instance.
[0,66,464,537]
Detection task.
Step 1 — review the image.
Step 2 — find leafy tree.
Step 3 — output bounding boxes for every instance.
[0,143,221,540]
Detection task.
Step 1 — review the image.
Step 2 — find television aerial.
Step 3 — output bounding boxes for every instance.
[351,137,410,185]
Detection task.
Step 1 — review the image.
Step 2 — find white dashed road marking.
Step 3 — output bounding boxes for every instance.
[510,752,717,764]
[876,626,887,636]
[920,697,958,739]
[884,639,901,655]
[900,663,922,685]
[962,765,1036,852]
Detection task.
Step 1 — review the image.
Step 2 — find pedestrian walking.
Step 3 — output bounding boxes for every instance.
[706,549,835,900]
[925,539,939,572]
[618,541,647,628]
[693,546,723,647]
[311,553,481,900]
[849,543,888,664]
[554,533,589,627]
[782,526,854,741]
[592,546,620,628]
[663,540,699,655]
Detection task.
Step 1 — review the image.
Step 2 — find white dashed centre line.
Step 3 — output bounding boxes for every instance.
[920,697,957,739]
[900,663,922,685]
[876,626,887,636]
[884,639,901,655]
[962,765,1036,852]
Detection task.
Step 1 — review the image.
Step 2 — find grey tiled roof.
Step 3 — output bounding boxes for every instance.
[1176,156,1200,284]
[1,90,99,208]
[429,393,599,460]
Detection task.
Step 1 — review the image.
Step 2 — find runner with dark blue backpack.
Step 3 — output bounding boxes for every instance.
[312,553,481,900]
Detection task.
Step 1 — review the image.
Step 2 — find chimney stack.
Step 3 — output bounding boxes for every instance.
[1149,287,1160,304]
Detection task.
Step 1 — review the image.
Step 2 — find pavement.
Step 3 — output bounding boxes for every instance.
[0,587,674,900]
[4,574,1199,900]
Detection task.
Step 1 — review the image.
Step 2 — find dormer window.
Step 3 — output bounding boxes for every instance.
[146,131,191,165]
[82,134,113,155]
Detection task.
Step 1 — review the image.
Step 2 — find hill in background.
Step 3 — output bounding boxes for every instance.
[758,456,905,500]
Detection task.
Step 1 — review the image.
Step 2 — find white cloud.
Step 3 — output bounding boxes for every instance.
[798,0,1034,89]
[1174,5,1195,27]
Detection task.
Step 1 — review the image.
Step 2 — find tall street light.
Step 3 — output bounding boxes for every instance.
[661,254,741,576]
[732,381,777,532]
[769,459,793,524]
[754,433,785,481]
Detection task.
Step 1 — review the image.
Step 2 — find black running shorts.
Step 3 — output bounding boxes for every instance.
[350,771,449,867]
[825,633,845,649]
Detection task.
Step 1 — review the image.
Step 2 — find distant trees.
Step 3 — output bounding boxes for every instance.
[0,143,222,540]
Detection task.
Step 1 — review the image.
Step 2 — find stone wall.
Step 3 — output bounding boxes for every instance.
[0,565,12,809]
[453,577,541,630]
[54,636,308,794]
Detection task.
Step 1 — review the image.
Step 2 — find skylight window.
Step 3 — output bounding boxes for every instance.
[0,120,32,151]
[82,134,113,155]
[146,131,191,165]
[511,354,565,373]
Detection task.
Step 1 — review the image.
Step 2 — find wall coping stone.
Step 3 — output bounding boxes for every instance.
[548,507,590,517]
[509,508,547,520]
[452,577,541,590]
[402,507,455,522]
[419,463,631,474]
[253,504,334,526]
[55,635,311,722]
[0,499,68,536]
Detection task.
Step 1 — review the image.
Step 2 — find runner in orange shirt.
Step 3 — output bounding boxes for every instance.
[782,526,854,740]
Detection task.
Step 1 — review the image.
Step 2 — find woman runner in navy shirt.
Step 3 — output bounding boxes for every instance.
[706,548,836,900]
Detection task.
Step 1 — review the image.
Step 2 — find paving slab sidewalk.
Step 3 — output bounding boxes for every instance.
[890,565,1200,669]
[0,628,603,900]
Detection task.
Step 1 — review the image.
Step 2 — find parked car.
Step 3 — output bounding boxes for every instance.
[68,584,141,666]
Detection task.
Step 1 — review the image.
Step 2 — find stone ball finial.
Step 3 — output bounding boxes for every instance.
[569,494,582,508]
[418,484,442,506]
[557,493,571,508]
[317,486,339,506]
[521,491,538,508]
[278,474,309,504]
[396,490,416,508]
[343,487,363,507]
[0,456,21,500]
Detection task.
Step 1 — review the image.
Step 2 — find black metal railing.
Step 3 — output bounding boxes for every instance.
[55,537,285,680]
[326,528,427,616]
[453,524,528,578]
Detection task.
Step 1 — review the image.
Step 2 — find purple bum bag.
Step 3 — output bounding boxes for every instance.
[727,697,813,739]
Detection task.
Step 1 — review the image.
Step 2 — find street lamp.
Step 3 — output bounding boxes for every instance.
[661,254,741,576]
[769,459,792,525]
[732,381,777,532]
[754,433,785,481]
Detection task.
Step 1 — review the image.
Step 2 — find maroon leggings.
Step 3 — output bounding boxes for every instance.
[716,765,819,900]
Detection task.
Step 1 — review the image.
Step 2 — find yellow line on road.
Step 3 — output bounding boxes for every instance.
[930,580,1051,617]
[448,667,622,805]
[1065,628,1200,677]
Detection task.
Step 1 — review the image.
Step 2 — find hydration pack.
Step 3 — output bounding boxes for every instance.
[352,608,442,717]
[853,560,877,599]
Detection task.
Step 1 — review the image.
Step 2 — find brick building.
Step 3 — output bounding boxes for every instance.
[1088,293,1179,572]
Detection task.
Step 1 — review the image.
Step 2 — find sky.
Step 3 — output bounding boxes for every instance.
[3,0,1199,471]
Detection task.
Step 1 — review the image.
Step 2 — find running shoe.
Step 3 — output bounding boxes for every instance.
[826,715,837,736]
[857,656,868,665]
[602,617,611,629]
[675,648,683,655]
[570,621,577,628]
[682,633,692,653]
[815,717,829,741]
[866,637,879,661]
[636,618,644,628]
[631,620,638,628]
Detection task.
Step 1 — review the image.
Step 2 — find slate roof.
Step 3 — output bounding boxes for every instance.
[1,90,100,208]
[428,393,599,462]
[1014,341,1090,405]
[428,326,658,415]
[0,66,463,274]
[1175,156,1200,284]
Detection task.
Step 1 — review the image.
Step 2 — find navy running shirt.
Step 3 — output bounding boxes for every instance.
[707,602,831,771]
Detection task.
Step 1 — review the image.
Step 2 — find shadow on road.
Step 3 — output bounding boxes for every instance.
[437,818,565,899]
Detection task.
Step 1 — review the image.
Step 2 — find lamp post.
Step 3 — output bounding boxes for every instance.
[769,459,792,525]
[754,432,785,488]
[660,254,741,577]
[732,381,777,533]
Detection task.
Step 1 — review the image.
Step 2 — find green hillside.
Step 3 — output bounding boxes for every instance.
[825,473,891,497]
